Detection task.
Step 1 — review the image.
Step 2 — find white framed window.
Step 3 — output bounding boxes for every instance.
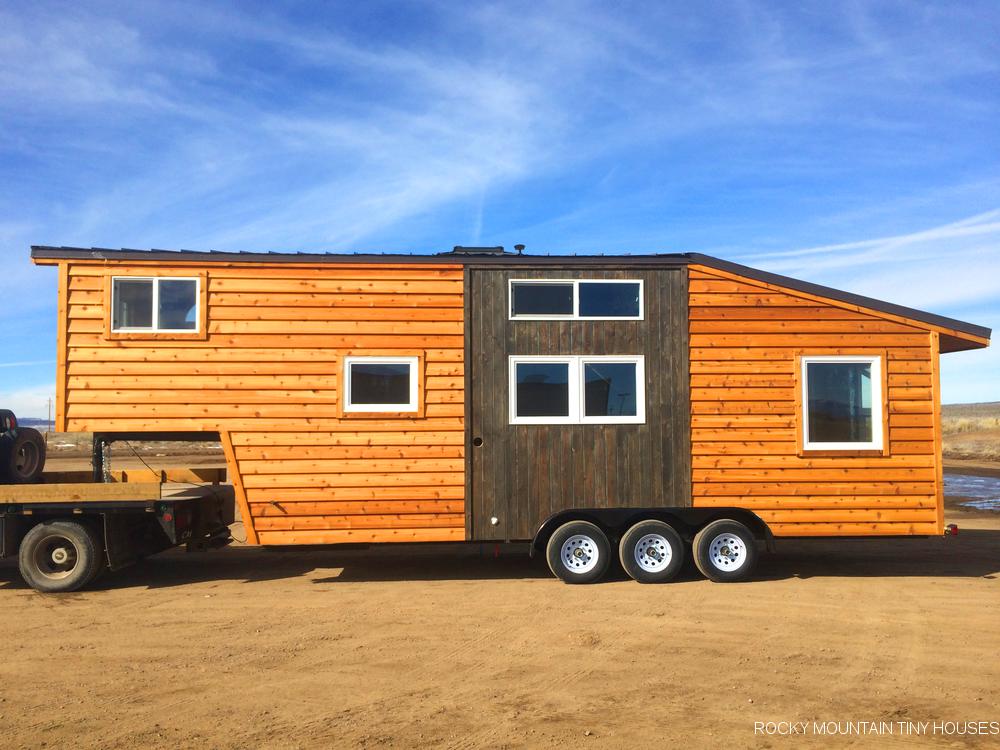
[344,356,419,412]
[111,276,200,333]
[509,355,645,424]
[508,279,644,320]
[801,355,883,450]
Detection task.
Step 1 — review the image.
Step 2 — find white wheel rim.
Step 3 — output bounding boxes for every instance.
[560,534,600,574]
[633,533,672,573]
[708,533,747,572]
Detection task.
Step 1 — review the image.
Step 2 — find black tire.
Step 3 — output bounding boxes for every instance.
[692,519,758,583]
[18,520,105,593]
[618,520,684,583]
[5,427,46,483]
[545,520,611,584]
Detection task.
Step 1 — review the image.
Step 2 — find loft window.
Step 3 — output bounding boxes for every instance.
[509,356,645,424]
[344,357,418,412]
[111,277,199,332]
[801,355,883,450]
[578,282,642,318]
[509,280,643,320]
[511,282,574,316]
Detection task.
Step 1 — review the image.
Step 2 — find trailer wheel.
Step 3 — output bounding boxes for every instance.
[619,520,684,583]
[18,520,104,593]
[545,520,611,584]
[4,427,46,483]
[692,519,758,583]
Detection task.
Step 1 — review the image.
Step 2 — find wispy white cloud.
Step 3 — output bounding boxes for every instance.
[740,209,1000,309]
[0,360,55,369]
[0,0,998,400]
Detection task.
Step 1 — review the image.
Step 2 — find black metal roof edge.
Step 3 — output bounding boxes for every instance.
[686,253,991,341]
[29,245,991,341]
[29,245,691,265]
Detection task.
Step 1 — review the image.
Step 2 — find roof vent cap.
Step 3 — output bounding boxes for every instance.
[450,245,506,255]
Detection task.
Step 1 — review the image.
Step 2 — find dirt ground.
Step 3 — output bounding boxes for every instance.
[1,497,998,748]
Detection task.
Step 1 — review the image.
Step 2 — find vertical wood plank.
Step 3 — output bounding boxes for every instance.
[55,262,69,432]
[463,268,474,541]
[930,331,944,534]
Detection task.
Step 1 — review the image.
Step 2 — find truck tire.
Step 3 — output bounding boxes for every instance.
[4,427,46,483]
[18,519,105,593]
[545,520,611,584]
[692,519,758,583]
[619,520,684,583]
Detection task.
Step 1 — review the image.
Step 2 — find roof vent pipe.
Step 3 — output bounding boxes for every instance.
[514,244,525,255]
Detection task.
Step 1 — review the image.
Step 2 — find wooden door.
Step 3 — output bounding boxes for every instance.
[467,267,691,542]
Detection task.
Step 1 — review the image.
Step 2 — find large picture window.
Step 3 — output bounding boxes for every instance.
[111,277,200,333]
[509,280,643,320]
[344,356,419,412]
[509,356,645,424]
[801,355,883,450]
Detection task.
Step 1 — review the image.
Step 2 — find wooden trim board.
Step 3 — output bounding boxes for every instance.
[0,482,162,504]
[220,430,260,544]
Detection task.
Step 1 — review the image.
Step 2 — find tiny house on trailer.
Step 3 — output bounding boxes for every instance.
[10,244,990,591]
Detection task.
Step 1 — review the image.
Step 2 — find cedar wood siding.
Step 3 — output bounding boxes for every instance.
[58,261,466,545]
[689,264,943,537]
[45,254,984,544]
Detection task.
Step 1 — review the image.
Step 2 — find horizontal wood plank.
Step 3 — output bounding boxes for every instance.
[255,527,465,544]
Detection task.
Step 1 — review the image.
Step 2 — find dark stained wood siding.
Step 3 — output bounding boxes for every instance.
[468,267,690,541]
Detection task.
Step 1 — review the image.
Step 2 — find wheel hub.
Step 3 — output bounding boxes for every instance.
[561,535,599,574]
[633,533,672,573]
[32,534,80,581]
[708,533,747,571]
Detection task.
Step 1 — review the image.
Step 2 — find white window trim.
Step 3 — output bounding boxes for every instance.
[343,356,419,413]
[111,276,201,334]
[509,355,645,425]
[508,279,644,321]
[801,355,883,451]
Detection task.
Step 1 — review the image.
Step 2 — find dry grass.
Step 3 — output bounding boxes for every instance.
[942,402,1000,461]
[942,415,1000,435]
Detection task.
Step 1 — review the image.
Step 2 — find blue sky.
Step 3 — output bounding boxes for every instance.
[1,0,997,416]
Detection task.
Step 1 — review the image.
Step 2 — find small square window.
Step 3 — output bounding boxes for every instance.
[514,361,571,418]
[112,279,154,329]
[344,357,419,412]
[801,355,883,450]
[112,277,199,333]
[583,361,639,417]
[158,279,198,330]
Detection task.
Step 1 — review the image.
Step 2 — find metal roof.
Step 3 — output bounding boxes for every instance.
[29,244,991,343]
